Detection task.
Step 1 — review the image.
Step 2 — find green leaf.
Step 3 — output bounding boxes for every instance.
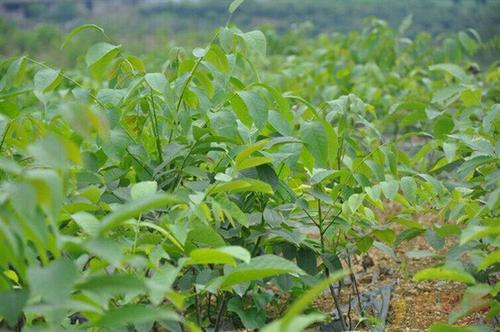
[145,73,167,93]
[72,211,100,236]
[77,274,145,296]
[28,258,78,304]
[460,225,500,245]
[413,266,475,284]
[209,179,273,195]
[235,139,270,169]
[478,250,500,270]
[348,193,365,213]
[97,304,178,327]
[400,176,417,204]
[356,236,374,253]
[61,24,105,49]
[429,323,490,332]
[233,91,268,129]
[229,0,245,13]
[429,63,469,82]
[433,114,454,139]
[228,297,266,329]
[262,314,326,332]
[431,85,462,105]
[214,194,249,227]
[373,229,396,245]
[86,42,121,74]
[380,180,399,200]
[218,255,304,289]
[239,30,267,56]
[186,246,250,266]
[98,193,181,233]
[443,142,457,162]
[185,220,226,252]
[131,181,158,200]
[460,88,481,106]
[34,68,62,93]
[300,121,328,168]
[296,247,318,275]
[237,156,272,170]
[0,289,29,326]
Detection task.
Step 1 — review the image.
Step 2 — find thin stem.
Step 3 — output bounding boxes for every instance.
[214,292,228,332]
[251,205,268,256]
[0,122,11,153]
[131,213,142,254]
[346,250,364,319]
[207,293,216,325]
[302,208,320,228]
[126,147,153,176]
[317,199,347,330]
[149,91,163,162]
[192,269,201,326]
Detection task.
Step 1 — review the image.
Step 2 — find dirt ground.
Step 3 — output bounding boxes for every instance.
[311,202,493,331]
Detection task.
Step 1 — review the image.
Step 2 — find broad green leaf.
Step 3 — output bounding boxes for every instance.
[185,220,226,252]
[400,176,417,204]
[83,237,123,264]
[300,121,328,168]
[460,225,500,245]
[443,142,457,162]
[233,91,268,129]
[348,193,365,213]
[413,266,475,284]
[131,181,158,200]
[98,193,181,233]
[28,259,78,304]
[229,0,245,13]
[214,194,249,227]
[235,139,270,166]
[405,250,435,259]
[239,30,267,56]
[72,211,100,236]
[373,229,396,245]
[460,88,481,106]
[97,304,178,327]
[478,250,500,270]
[77,274,145,296]
[186,246,250,266]
[34,68,62,93]
[429,63,469,82]
[61,24,105,49]
[227,297,266,329]
[236,156,272,170]
[431,85,462,105]
[262,314,326,332]
[145,73,167,93]
[205,45,229,72]
[86,42,121,74]
[0,289,29,326]
[429,323,490,332]
[219,255,304,288]
[433,114,454,139]
[380,180,399,200]
[209,179,273,194]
